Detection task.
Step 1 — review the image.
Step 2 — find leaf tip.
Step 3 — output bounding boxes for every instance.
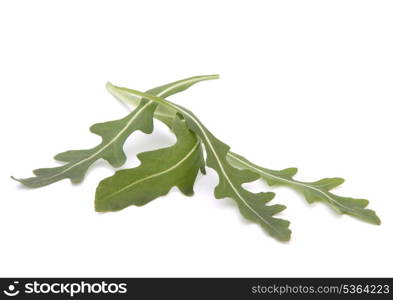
[367,211,381,225]
[207,74,220,80]
[200,165,206,175]
[12,175,27,185]
[265,191,276,200]
[11,175,35,188]
[283,167,298,177]
[179,187,195,197]
[70,177,84,184]
[327,177,345,190]
[274,224,292,242]
[105,81,115,91]
[94,190,109,212]
[94,200,105,212]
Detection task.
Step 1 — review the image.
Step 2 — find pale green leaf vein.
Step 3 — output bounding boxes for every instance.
[99,141,200,203]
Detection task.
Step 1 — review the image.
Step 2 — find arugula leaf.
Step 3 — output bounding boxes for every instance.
[107,74,219,127]
[112,77,380,226]
[13,73,380,241]
[227,152,381,224]
[106,86,291,241]
[12,100,157,187]
[107,75,219,175]
[13,75,217,188]
[95,117,203,212]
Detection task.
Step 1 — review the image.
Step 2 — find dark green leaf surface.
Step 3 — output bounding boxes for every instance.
[106,75,219,175]
[12,100,157,187]
[14,73,380,242]
[13,75,217,188]
[227,152,381,225]
[108,87,291,241]
[113,78,380,227]
[95,117,203,212]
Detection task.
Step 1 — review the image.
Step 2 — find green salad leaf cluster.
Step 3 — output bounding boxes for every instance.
[13,75,380,241]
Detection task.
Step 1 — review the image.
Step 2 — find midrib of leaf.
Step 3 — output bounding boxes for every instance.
[43,102,154,181]
[109,88,288,239]
[178,109,278,232]
[112,79,379,225]
[132,78,205,121]
[157,76,217,98]
[14,75,218,188]
[226,152,380,224]
[98,141,200,203]
[106,75,219,175]
[227,153,348,211]
[78,77,193,179]
[108,74,219,122]
[95,116,204,212]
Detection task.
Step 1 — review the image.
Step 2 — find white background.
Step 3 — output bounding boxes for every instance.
[1,0,392,277]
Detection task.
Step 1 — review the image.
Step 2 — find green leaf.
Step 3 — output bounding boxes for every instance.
[227,152,381,225]
[107,86,291,241]
[13,75,217,188]
[106,74,219,127]
[114,79,380,227]
[107,75,219,175]
[12,100,157,188]
[95,117,203,212]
